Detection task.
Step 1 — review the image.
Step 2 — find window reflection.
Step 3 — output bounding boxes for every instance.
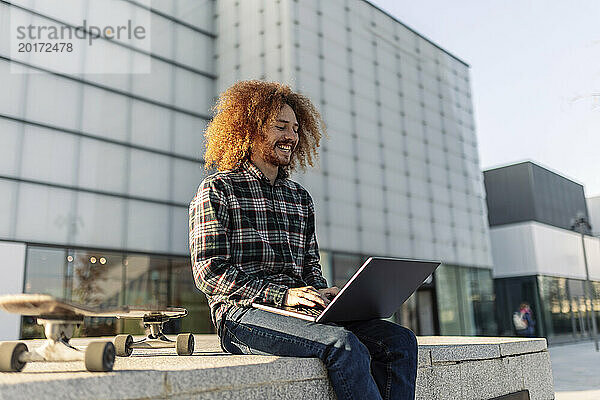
[331,252,367,288]
[24,246,67,298]
[70,250,123,307]
[435,264,497,336]
[396,292,418,334]
[171,259,215,334]
[538,276,572,341]
[594,282,600,330]
[496,275,600,343]
[124,254,170,307]
[21,245,213,338]
[22,245,502,339]
[493,276,538,337]
[468,268,497,336]
[435,265,461,335]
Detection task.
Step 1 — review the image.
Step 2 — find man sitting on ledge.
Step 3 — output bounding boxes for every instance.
[189,80,418,400]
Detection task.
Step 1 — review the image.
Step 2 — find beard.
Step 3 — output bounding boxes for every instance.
[255,139,294,167]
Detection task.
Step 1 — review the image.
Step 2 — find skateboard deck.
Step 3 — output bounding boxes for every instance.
[0,293,187,320]
[0,294,194,372]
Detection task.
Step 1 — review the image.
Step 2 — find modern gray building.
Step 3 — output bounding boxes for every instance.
[0,0,495,339]
[485,161,600,344]
[587,196,600,237]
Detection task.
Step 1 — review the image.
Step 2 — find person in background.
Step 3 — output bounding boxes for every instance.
[514,302,535,337]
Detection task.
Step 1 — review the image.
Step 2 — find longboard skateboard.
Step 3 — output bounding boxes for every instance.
[0,294,194,373]
[110,306,194,358]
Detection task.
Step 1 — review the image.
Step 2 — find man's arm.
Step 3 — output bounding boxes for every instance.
[301,194,329,290]
[189,178,288,306]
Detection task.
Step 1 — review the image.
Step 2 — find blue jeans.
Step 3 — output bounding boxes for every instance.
[220,307,418,400]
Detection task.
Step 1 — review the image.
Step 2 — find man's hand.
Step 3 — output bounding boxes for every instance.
[284,286,329,308]
[318,287,340,302]
[283,286,340,309]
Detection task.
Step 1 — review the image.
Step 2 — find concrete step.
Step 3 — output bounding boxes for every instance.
[0,335,554,400]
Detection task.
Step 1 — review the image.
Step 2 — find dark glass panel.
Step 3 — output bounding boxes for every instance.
[435,264,462,335]
[538,276,573,344]
[494,276,538,337]
[468,268,497,336]
[170,258,214,334]
[23,246,67,298]
[331,253,364,288]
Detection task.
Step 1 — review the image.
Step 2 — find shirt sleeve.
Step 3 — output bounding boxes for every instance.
[301,193,329,289]
[189,177,288,306]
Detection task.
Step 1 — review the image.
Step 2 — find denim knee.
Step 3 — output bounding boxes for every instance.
[400,327,418,356]
[325,329,370,365]
[384,325,418,360]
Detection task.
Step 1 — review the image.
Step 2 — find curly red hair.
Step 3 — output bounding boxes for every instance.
[204,80,325,172]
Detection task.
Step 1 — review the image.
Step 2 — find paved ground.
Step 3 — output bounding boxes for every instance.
[549,340,600,400]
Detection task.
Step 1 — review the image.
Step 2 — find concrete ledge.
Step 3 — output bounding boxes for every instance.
[418,336,550,362]
[0,335,554,400]
[417,336,554,400]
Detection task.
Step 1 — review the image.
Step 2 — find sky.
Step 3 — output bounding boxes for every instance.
[371,0,600,197]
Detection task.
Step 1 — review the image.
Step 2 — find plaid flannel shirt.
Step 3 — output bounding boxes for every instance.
[189,160,329,331]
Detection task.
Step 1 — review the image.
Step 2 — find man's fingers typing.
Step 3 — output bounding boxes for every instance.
[299,291,326,308]
[284,286,329,308]
[299,291,325,307]
[299,297,320,308]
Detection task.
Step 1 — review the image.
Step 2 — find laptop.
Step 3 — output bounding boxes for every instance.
[252,257,440,323]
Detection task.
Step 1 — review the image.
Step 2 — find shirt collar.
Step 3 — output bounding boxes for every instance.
[241,159,288,186]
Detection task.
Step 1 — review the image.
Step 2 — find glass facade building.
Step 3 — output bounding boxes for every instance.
[485,162,600,344]
[0,0,495,339]
[495,275,600,345]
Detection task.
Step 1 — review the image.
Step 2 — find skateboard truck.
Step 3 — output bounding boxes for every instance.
[0,315,115,373]
[114,313,194,357]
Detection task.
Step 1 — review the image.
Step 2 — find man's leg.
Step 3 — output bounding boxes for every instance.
[342,319,418,400]
[221,307,382,400]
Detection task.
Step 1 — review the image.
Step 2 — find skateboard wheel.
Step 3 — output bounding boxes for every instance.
[176,333,194,356]
[85,341,115,372]
[114,334,133,357]
[0,342,28,372]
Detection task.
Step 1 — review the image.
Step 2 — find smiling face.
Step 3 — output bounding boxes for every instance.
[251,103,299,172]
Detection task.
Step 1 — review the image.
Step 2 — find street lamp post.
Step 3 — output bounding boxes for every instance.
[571,214,599,352]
